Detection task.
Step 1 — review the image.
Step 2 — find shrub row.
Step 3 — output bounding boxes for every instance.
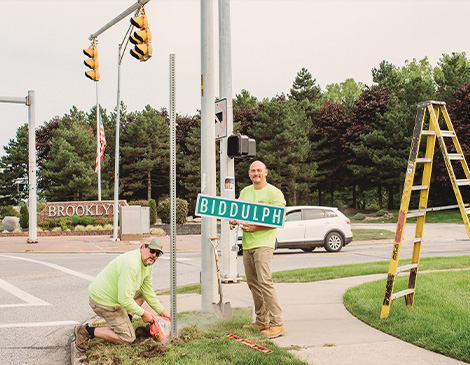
[37,215,112,230]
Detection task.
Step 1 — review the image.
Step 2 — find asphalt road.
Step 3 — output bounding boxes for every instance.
[0,237,469,365]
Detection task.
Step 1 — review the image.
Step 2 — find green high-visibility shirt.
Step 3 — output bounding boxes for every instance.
[88,249,164,317]
[239,183,286,250]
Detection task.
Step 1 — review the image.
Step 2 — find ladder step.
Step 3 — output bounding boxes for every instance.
[416,158,432,163]
[411,185,429,191]
[421,130,435,136]
[448,154,464,160]
[391,288,415,301]
[440,130,456,137]
[412,238,422,243]
[457,179,470,186]
[396,263,418,274]
[407,210,426,217]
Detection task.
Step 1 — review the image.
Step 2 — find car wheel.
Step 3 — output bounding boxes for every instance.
[301,248,315,252]
[324,232,344,252]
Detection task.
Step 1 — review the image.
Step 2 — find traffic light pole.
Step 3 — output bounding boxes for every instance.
[218,0,239,282]
[0,91,38,243]
[201,0,217,313]
[112,43,123,241]
[88,0,151,40]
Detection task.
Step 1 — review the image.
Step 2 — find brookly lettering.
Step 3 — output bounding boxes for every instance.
[47,204,113,218]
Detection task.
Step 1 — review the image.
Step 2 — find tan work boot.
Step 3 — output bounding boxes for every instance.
[261,325,286,339]
[242,323,269,331]
[74,324,90,351]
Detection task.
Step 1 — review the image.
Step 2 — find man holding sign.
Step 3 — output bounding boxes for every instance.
[229,160,286,339]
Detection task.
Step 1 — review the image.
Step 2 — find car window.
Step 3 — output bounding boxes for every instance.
[323,210,338,218]
[285,210,302,222]
[302,209,325,220]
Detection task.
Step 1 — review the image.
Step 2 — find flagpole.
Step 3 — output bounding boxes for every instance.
[96,81,101,201]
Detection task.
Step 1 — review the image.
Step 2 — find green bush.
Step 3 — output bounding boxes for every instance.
[128,200,149,207]
[352,213,366,220]
[48,218,55,228]
[55,217,72,231]
[81,216,94,226]
[158,198,189,224]
[376,209,388,217]
[19,205,29,228]
[70,215,82,226]
[37,220,50,230]
[0,205,19,219]
[37,202,47,212]
[149,199,157,224]
[95,217,111,226]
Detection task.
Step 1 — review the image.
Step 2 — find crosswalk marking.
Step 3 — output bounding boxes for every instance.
[0,321,79,328]
[0,279,50,308]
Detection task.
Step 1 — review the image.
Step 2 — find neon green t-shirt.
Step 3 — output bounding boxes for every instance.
[239,183,286,250]
[88,249,164,316]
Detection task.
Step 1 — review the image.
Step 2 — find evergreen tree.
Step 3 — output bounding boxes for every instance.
[289,67,321,103]
[248,98,316,205]
[0,124,29,205]
[179,122,201,212]
[41,108,97,201]
[120,105,170,201]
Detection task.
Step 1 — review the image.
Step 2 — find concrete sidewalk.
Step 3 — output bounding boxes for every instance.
[1,225,468,364]
[157,277,465,365]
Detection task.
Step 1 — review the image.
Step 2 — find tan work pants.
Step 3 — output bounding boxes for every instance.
[243,246,283,326]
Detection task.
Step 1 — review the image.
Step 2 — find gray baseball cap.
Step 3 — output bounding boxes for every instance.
[148,238,163,252]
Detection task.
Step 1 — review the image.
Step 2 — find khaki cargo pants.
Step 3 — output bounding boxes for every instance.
[89,290,144,343]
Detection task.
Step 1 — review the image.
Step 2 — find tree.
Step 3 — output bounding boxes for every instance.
[0,124,29,205]
[41,108,97,201]
[179,122,201,212]
[120,106,170,201]
[324,78,366,114]
[289,67,321,103]
[248,98,316,205]
[434,52,470,103]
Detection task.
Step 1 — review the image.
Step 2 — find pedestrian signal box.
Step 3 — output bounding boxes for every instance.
[227,134,256,159]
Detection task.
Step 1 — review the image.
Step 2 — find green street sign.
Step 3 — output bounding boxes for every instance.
[195,194,286,228]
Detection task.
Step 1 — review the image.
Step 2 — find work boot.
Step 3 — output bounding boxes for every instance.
[242,322,269,331]
[261,325,286,339]
[74,324,90,351]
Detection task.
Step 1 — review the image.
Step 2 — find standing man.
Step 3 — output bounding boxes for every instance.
[229,160,286,339]
[74,238,171,350]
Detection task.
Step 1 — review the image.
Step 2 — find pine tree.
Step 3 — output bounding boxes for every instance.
[289,67,321,103]
[120,105,170,201]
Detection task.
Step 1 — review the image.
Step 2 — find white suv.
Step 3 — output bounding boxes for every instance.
[237,206,352,253]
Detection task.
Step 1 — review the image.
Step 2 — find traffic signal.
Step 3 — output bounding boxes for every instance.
[130,10,152,62]
[227,134,256,159]
[83,42,100,81]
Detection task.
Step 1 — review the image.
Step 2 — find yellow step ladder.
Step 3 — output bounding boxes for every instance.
[380,100,470,319]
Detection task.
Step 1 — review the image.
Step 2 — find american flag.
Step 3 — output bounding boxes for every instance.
[95,118,106,173]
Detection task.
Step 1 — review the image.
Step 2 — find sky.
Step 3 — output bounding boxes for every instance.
[1,0,470,157]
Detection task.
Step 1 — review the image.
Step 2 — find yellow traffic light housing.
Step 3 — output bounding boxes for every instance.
[130,10,152,62]
[83,42,100,81]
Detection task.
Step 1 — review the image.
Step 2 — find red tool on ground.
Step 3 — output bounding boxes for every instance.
[224,333,274,354]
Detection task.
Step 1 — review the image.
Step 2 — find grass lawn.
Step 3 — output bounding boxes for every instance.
[350,208,470,224]
[84,307,306,364]
[343,270,470,363]
[351,229,395,240]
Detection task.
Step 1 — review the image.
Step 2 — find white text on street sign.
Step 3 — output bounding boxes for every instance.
[195,194,285,228]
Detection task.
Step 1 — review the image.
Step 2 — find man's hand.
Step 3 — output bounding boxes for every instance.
[229,219,238,227]
[159,309,171,321]
[141,311,154,323]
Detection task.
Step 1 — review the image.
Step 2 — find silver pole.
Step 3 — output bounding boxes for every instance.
[89,0,151,40]
[27,90,37,243]
[0,96,28,104]
[96,81,101,201]
[169,53,177,337]
[113,44,123,241]
[201,0,217,313]
[218,0,238,281]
